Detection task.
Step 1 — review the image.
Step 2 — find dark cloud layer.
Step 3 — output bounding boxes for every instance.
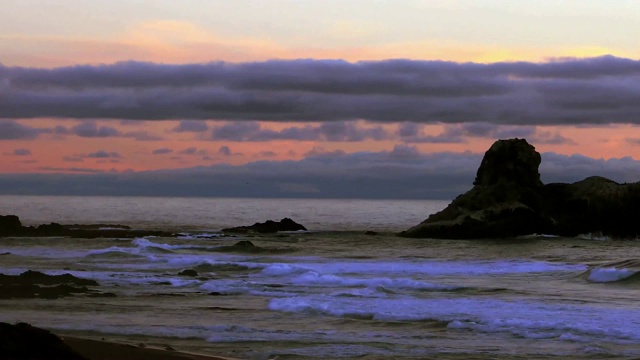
[0,148,638,199]
[3,56,640,124]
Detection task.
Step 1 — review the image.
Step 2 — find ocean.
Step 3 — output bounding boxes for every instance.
[2,195,640,359]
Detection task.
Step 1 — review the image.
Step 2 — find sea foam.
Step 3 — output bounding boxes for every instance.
[268,295,640,343]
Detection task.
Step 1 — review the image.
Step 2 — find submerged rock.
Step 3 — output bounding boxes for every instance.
[0,322,88,360]
[178,269,198,277]
[214,240,295,254]
[0,270,103,299]
[222,218,307,233]
[401,138,640,239]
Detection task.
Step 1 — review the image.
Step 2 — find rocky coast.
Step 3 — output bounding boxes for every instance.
[401,138,640,239]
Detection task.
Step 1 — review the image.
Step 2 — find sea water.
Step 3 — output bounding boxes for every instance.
[2,195,640,359]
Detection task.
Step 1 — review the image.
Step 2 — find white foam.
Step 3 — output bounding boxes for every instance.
[199,279,297,297]
[268,296,640,343]
[259,259,585,278]
[587,267,637,283]
[288,270,457,291]
[176,232,225,240]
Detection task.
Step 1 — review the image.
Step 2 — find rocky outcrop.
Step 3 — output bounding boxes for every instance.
[0,216,172,238]
[0,270,111,299]
[400,138,640,239]
[222,218,307,233]
[214,240,296,254]
[0,322,88,360]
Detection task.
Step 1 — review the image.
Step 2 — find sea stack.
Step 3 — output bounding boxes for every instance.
[400,138,640,239]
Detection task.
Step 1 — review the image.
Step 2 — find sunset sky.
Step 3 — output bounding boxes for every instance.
[2,0,640,198]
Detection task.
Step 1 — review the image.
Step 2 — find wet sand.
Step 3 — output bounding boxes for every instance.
[64,336,240,360]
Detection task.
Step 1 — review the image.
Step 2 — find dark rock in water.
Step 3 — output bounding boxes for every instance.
[178,269,198,277]
[17,270,98,286]
[36,222,69,236]
[215,240,259,253]
[0,215,172,238]
[234,240,256,247]
[214,240,295,254]
[365,231,378,236]
[0,252,10,256]
[0,322,88,360]
[222,218,307,233]
[401,138,640,239]
[0,270,103,299]
[0,215,23,236]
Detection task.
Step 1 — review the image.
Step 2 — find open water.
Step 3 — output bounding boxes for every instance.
[2,195,640,359]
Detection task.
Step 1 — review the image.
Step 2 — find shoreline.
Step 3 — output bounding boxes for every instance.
[63,336,241,360]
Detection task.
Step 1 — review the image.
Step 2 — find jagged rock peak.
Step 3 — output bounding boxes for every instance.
[473,138,542,188]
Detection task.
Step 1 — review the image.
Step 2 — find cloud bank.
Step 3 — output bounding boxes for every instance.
[3,56,640,124]
[0,149,638,199]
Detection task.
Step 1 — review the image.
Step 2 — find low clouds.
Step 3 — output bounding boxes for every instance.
[173,120,209,132]
[0,148,638,199]
[397,122,574,145]
[3,56,640,125]
[152,148,173,155]
[86,150,121,159]
[54,121,163,141]
[4,148,32,156]
[63,150,122,162]
[210,121,389,142]
[0,121,42,139]
[70,122,120,137]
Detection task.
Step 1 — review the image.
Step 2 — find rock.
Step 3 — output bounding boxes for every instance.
[17,270,98,286]
[473,138,542,188]
[0,322,88,360]
[364,231,378,236]
[36,222,68,236]
[215,240,260,253]
[178,269,198,277]
[0,215,174,238]
[401,138,640,239]
[0,215,23,236]
[222,218,307,233]
[213,240,295,254]
[0,270,102,299]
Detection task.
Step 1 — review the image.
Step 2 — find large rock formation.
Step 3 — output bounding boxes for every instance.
[400,138,640,239]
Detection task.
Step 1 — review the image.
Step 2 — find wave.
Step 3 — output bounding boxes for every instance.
[193,262,253,273]
[176,232,223,239]
[84,249,146,259]
[585,259,640,283]
[259,259,585,278]
[268,295,640,343]
[84,238,223,259]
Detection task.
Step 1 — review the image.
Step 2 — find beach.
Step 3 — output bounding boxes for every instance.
[64,336,238,360]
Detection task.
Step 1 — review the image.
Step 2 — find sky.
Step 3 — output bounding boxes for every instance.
[2,0,640,199]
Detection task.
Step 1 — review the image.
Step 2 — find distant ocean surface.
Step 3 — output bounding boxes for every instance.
[3,195,640,359]
[0,195,447,232]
